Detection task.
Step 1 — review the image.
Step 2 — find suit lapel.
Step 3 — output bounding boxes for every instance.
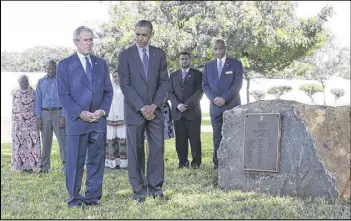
[219,58,230,82]
[90,55,98,92]
[70,53,92,91]
[132,45,147,84]
[183,68,193,84]
[147,46,156,85]
[177,70,184,88]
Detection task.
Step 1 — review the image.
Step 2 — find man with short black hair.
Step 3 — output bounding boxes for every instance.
[168,52,203,169]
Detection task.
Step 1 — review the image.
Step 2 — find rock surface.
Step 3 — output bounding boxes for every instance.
[218,100,350,199]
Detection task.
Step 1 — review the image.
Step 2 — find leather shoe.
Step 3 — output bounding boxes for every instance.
[153,194,170,201]
[135,198,145,205]
[179,162,189,169]
[85,201,100,206]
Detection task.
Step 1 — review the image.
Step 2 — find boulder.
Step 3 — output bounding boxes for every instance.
[218,100,350,199]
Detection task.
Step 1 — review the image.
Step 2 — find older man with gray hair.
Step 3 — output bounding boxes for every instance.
[57,26,113,208]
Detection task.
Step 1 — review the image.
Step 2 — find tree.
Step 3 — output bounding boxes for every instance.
[330,88,345,103]
[267,86,292,99]
[250,90,266,101]
[95,1,333,97]
[1,46,73,72]
[299,83,323,104]
[303,35,350,105]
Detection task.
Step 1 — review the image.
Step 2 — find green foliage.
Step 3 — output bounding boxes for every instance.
[95,1,331,75]
[330,88,345,101]
[267,86,292,99]
[299,83,323,103]
[1,135,350,219]
[250,90,266,101]
[1,46,73,72]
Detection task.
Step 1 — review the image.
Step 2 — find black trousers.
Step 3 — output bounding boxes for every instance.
[174,117,202,167]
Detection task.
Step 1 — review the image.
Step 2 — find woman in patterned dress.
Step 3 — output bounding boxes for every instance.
[11,75,41,172]
[105,70,128,169]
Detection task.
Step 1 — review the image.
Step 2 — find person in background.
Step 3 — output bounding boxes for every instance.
[11,75,41,172]
[202,39,243,170]
[105,70,128,169]
[168,52,203,169]
[35,60,66,173]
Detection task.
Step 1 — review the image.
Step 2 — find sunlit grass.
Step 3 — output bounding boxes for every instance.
[1,133,350,219]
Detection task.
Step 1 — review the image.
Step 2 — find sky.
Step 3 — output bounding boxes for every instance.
[1,1,350,52]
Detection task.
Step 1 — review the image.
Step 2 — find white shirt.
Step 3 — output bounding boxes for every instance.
[77,51,92,73]
[217,55,227,69]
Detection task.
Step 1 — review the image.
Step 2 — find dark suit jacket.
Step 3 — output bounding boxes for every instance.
[57,53,113,135]
[118,44,169,126]
[168,68,203,121]
[202,57,243,117]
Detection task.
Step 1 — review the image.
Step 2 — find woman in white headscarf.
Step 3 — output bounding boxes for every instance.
[105,70,128,169]
[11,75,41,172]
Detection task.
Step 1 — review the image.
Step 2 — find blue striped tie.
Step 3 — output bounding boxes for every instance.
[85,56,93,86]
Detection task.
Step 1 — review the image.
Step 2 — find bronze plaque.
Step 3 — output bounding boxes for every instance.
[243,113,281,172]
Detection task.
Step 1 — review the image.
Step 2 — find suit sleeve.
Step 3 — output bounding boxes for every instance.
[202,64,216,102]
[221,61,243,102]
[167,74,181,108]
[152,51,169,108]
[118,50,145,113]
[98,61,113,116]
[57,61,83,121]
[184,70,203,110]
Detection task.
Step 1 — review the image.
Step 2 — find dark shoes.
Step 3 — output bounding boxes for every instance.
[85,201,100,206]
[23,169,33,173]
[213,164,218,170]
[153,194,170,201]
[179,161,201,169]
[179,162,189,169]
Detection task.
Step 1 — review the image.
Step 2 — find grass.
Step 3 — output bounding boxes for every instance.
[1,132,350,219]
[201,112,211,126]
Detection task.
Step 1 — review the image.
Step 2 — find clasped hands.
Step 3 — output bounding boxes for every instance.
[141,104,157,121]
[214,97,225,107]
[80,110,104,122]
[177,103,187,113]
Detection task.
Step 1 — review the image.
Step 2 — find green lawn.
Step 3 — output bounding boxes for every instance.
[1,133,350,219]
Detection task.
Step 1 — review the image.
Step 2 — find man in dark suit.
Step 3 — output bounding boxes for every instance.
[168,52,203,169]
[118,20,169,204]
[202,39,243,169]
[57,26,113,208]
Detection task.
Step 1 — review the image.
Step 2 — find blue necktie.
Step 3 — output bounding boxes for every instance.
[85,56,93,86]
[218,59,223,78]
[142,48,149,80]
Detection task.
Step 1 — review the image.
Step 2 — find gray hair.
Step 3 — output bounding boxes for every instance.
[73,26,93,42]
[135,20,153,32]
[18,74,29,83]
